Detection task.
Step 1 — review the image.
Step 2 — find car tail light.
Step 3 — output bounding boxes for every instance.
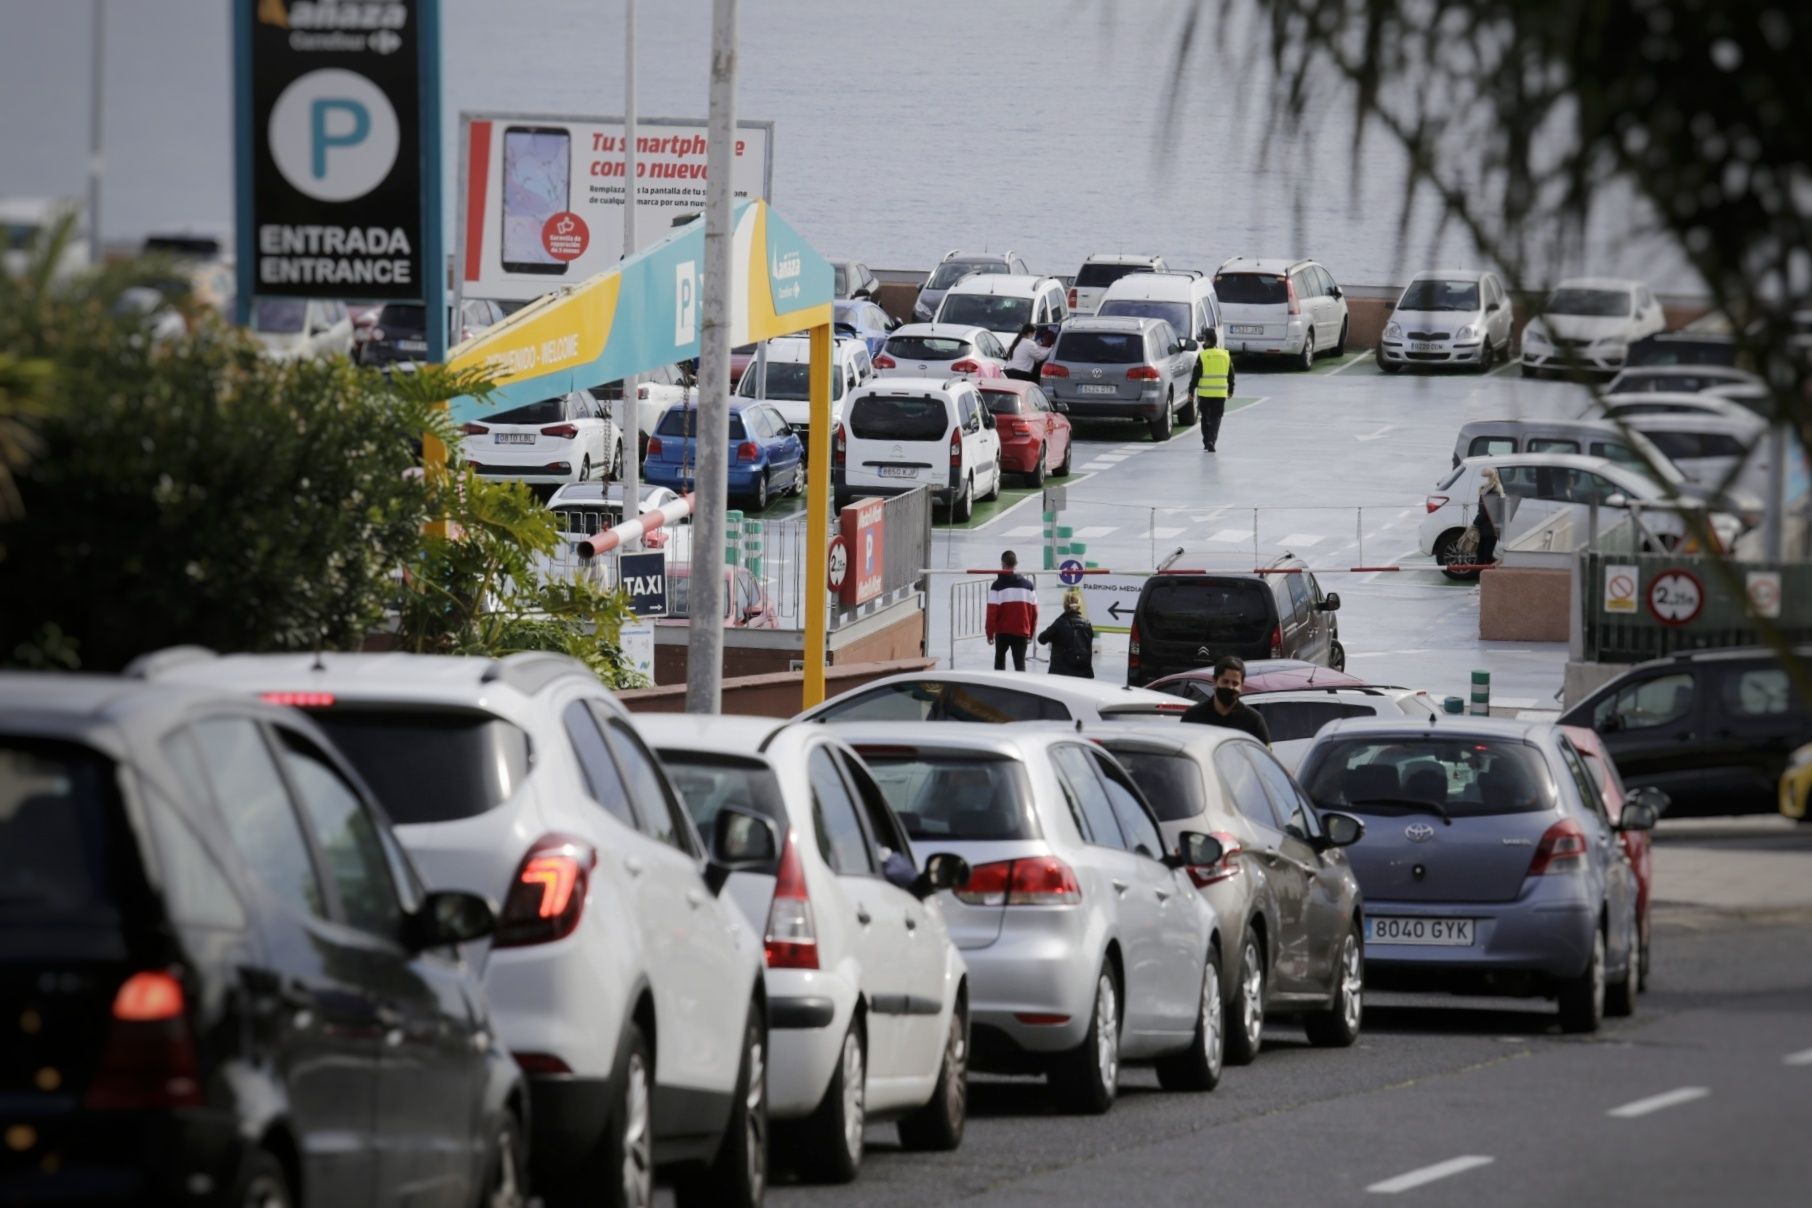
[84,970,201,1110]
[512,1052,572,1075]
[1426,494,1449,513]
[1067,287,1078,309]
[764,830,818,969]
[1269,625,1284,658]
[1186,831,1244,888]
[949,427,963,466]
[637,384,651,400]
[1126,365,1161,380]
[543,462,572,475]
[1284,276,1301,316]
[874,353,897,370]
[1128,618,1141,675]
[833,423,847,467]
[1527,819,1589,876]
[736,441,760,462]
[461,422,489,436]
[953,857,1082,906]
[540,424,580,439]
[495,836,595,948]
[259,691,335,708]
[1041,362,1069,378]
[950,358,981,375]
[646,435,663,457]
[953,859,1012,906]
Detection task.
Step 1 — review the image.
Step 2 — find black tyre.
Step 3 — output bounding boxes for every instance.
[579,455,593,482]
[1557,928,1606,1034]
[584,1024,652,1208]
[1178,394,1199,426]
[674,1006,767,1208]
[1606,933,1637,1018]
[1156,947,1224,1091]
[750,470,769,512]
[1474,339,1495,374]
[1521,363,1539,379]
[897,1003,968,1151]
[610,441,624,480]
[1333,317,1349,355]
[1378,357,1402,375]
[1305,924,1364,1048]
[1329,640,1346,672]
[1049,965,1119,1115]
[985,455,1003,500]
[951,475,973,523]
[1054,436,1073,477]
[482,1112,529,1208]
[1149,393,1173,441]
[789,1023,864,1184]
[1225,934,1266,1066]
[234,1148,293,1208]
[1027,444,1047,488]
[1297,333,1315,371]
[1435,529,1480,582]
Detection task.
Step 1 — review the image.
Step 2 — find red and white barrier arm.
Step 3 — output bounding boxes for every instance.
[578,492,695,558]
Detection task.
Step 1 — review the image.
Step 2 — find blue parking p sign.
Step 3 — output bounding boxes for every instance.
[621,552,667,617]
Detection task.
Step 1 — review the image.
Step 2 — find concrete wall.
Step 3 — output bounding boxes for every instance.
[618,656,938,718]
[649,604,925,685]
[1479,567,1572,642]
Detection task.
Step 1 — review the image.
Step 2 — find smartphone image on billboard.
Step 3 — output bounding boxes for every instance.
[501,125,572,275]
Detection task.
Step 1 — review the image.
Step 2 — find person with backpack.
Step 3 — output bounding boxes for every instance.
[1038,590,1096,678]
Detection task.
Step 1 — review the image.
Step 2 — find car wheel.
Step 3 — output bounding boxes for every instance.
[790,1022,864,1183]
[234,1148,293,1208]
[1558,927,1606,1034]
[897,1001,968,1150]
[674,1005,767,1208]
[1297,333,1315,371]
[1521,363,1539,379]
[1605,930,1638,1018]
[1156,945,1224,1091]
[1379,357,1402,374]
[1475,339,1494,374]
[1334,317,1349,355]
[1050,964,1119,1115]
[952,475,973,523]
[1028,444,1047,488]
[1149,392,1173,441]
[1054,435,1073,477]
[483,1112,528,1208]
[1305,924,1364,1047]
[1434,529,1481,582]
[1225,934,1266,1066]
[1329,639,1346,672]
[596,1025,653,1208]
[579,455,593,483]
[750,470,769,512]
[985,454,1003,500]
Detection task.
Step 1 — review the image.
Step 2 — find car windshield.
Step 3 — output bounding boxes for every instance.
[1214,273,1288,305]
[859,752,1039,840]
[1140,577,1273,643]
[376,304,428,335]
[306,708,531,825]
[928,261,1004,289]
[252,298,307,332]
[1055,331,1145,364]
[0,738,124,925]
[1398,279,1480,311]
[736,362,815,401]
[848,395,949,441]
[490,396,566,426]
[1098,299,1191,333]
[885,335,971,361]
[657,752,785,873]
[1076,262,1147,288]
[1548,288,1631,316]
[1105,749,1206,822]
[1303,737,1554,818]
[939,294,1031,330]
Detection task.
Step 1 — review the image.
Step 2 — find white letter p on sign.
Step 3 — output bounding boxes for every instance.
[674,261,697,345]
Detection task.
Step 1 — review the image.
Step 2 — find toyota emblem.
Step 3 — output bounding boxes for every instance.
[1404,823,1435,843]
[1090,368,1103,379]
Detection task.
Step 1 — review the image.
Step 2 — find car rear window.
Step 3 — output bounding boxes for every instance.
[1139,577,1274,643]
[816,681,1070,723]
[1302,738,1555,818]
[1076,262,1147,288]
[1103,749,1205,822]
[1244,700,1377,742]
[0,739,128,924]
[938,294,1030,330]
[490,397,565,426]
[979,389,1023,416]
[657,752,786,873]
[858,752,1039,840]
[885,335,971,361]
[1214,273,1288,305]
[738,361,833,402]
[304,709,530,825]
[927,261,1003,289]
[656,410,747,439]
[1054,331,1144,364]
[848,394,949,441]
[1098,299,1191,334]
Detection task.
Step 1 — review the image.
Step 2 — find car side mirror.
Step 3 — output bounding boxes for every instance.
[1164,830,1224,871]
[1626,785,1670,819]
[1603,492,1629,508]
[1168,341,1185,356]
[708,804,778,885]
[1616,801,1659,832]
[1321,591,1342,612]
[1316,811,1366,849]
[1486,300,1502,313]
[1330,286,1344,300]
[1183,338,1200,352]
[982,411,996,430]
[913,852,971,900]
[409,890,496,949]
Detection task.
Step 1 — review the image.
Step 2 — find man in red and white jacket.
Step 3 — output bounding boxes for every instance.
[985,550,1038,671]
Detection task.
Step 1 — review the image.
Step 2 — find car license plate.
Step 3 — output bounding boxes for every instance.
[1367,917,1474,946]
[1077,384,1118,395]
[496,433,535,445]
[397,339,428,352]
[1410,341,1444,352]
[1231,324,1264,335]
[878,465,916,478]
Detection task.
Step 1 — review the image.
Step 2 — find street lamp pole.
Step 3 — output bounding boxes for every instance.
[620,0,640,526]
[87,0,105,260]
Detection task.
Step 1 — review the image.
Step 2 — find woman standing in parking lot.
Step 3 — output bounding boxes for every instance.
[1038,590,1096,677]
[1475,466,1507,565]
[1005,323,1054,382]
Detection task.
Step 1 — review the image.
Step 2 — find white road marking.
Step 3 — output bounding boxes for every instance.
[1492,697,1538,709]
[1783,1047,1812,1066]
[1366,1155,1495,1195]
[1278,533,1324,547]
[1326,354,1371,376]
[1606,1087,1711,1119]
[1208,528,1255,543]
[1095,453,1131,463]
[1074,526,1118,538]
[1355,425,1397,442]
[1005,525,1046,538]
[1146,526,1186,539]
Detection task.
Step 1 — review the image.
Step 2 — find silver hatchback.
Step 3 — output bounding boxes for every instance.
[1041,316,1200,441]
[829,723,1228,1115]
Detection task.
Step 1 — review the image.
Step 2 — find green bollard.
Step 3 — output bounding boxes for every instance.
[1470,670,1490,716]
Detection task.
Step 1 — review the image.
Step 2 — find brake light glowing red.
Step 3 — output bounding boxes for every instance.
[953,857,1082,906]
[1269,625,1284,658]
[1186,831,1244,888]
[85,970,200,1110]
[1528,819,1588,876]
[736,441,760,462]
[540,424,580,440]
[1128,618,1141,673]
[764,830,819,969]
[259,691,335,708]
[496,836,595,947]
[1126,365,1161,380]
[512,1052,573,1075]
[112,971,184,1022]
[1041,363,1070,378]
[833,423,847,467]
[1426,494,1449,513]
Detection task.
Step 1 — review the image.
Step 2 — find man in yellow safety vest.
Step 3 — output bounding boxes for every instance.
[1195,330,1235,451]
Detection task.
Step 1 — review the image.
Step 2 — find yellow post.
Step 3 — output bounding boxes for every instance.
[803,321,833,709]
[422,412,451,540]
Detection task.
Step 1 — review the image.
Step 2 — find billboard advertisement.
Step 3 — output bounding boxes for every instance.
[459,114,773,301]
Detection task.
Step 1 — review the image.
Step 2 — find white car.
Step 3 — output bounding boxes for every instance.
[933,274,1070,345]
[1241,686,1443,770]
[145,651,773,1208]
[735,334,873,452]
[1520,277,1667,377]
[874,323,1010,380]
[594,362,696,463]
[799,669,1188,725]
[1213,257,1349,369]
[1592,391,1760,424]
[464,390,619,487]
[1375,269,1514,373]
[913,250,1031,322]
[644,716,972,1182]
[1069,253,1169,316]
[1097,270,1225,348]
[834,376,1003,520]
[250,297,353,359]
[1604,364,1765,396]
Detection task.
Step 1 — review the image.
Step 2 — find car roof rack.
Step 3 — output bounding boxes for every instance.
[122,645,220,679]
[480,651,597,695]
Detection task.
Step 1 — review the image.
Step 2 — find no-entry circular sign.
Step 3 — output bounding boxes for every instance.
[1647,567,1704,626]
[541,211,590,261]
[827,536,850,592]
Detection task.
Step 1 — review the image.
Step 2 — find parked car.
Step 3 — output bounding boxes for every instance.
[1297,717,1655,1032]
[644,398,803,512]
[1090,726,1367,1061]
[358,299,507,368]
[0,674,524,1206]
[1151,659,1366,700]
[1069,253,1169,316]
[665,565,779,629]
[831,259,879,300]
[799,670,1187,726]
[1618,413,1769,500]
[873,323,1009,380]
[933,274,1070,345]
[1564,725,1665,992]
[1627,330,1737,367]
[1781,743,1812,822]
[547,481,682,544]
[1243,685,1444,771]
[644,716,973,1181]
[592,362,696,462]
[913,250,1031,322]
[250,297,352,360]
[1592,391,1760,423]
[833,299,897,358]
[1097,270,1225,349]
[1558,647,1812,816]
[834,725,1229,1112]
[1520,277,1667,377]
[978,379,1073,484]
[1213,257,1349,369]
[834,376,1002,520]
[1127,555,1344,686]
[1375,269,1513,373]
[735,335,873,455]
[150,651,778,1208]
[1605,364,1765,396]
[1040,316,1199,441]
[463,390,620,489]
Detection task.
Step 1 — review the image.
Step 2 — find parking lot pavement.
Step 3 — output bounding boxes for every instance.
[1650,815,1812,915]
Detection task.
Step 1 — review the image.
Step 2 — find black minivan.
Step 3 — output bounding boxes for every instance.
[1128,553,1343,686]
[1,675,525,1207]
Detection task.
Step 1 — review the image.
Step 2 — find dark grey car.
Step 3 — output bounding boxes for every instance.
[1092,726,1368,1063]
[1041,316,1200,440]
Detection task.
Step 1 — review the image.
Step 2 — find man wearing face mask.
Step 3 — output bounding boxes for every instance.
[1179,654,1271,743]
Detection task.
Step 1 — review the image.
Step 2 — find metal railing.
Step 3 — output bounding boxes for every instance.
[1577,551,1812,663]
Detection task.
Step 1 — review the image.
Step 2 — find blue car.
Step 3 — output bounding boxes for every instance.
[643,398,803,511]
[833,299,895,358]
[1296,717,1654,1033]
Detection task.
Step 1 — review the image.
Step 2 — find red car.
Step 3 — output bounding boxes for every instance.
[977,379,1074,483]
[1565,725,1658,991]
[1148,658,1366,701]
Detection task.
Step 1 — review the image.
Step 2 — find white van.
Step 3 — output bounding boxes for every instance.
[835,376,1003,522]
[1097,270,1224,347]
[734,334,873,451]
[933,273,1070,344]
[1068,253,1169,315]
